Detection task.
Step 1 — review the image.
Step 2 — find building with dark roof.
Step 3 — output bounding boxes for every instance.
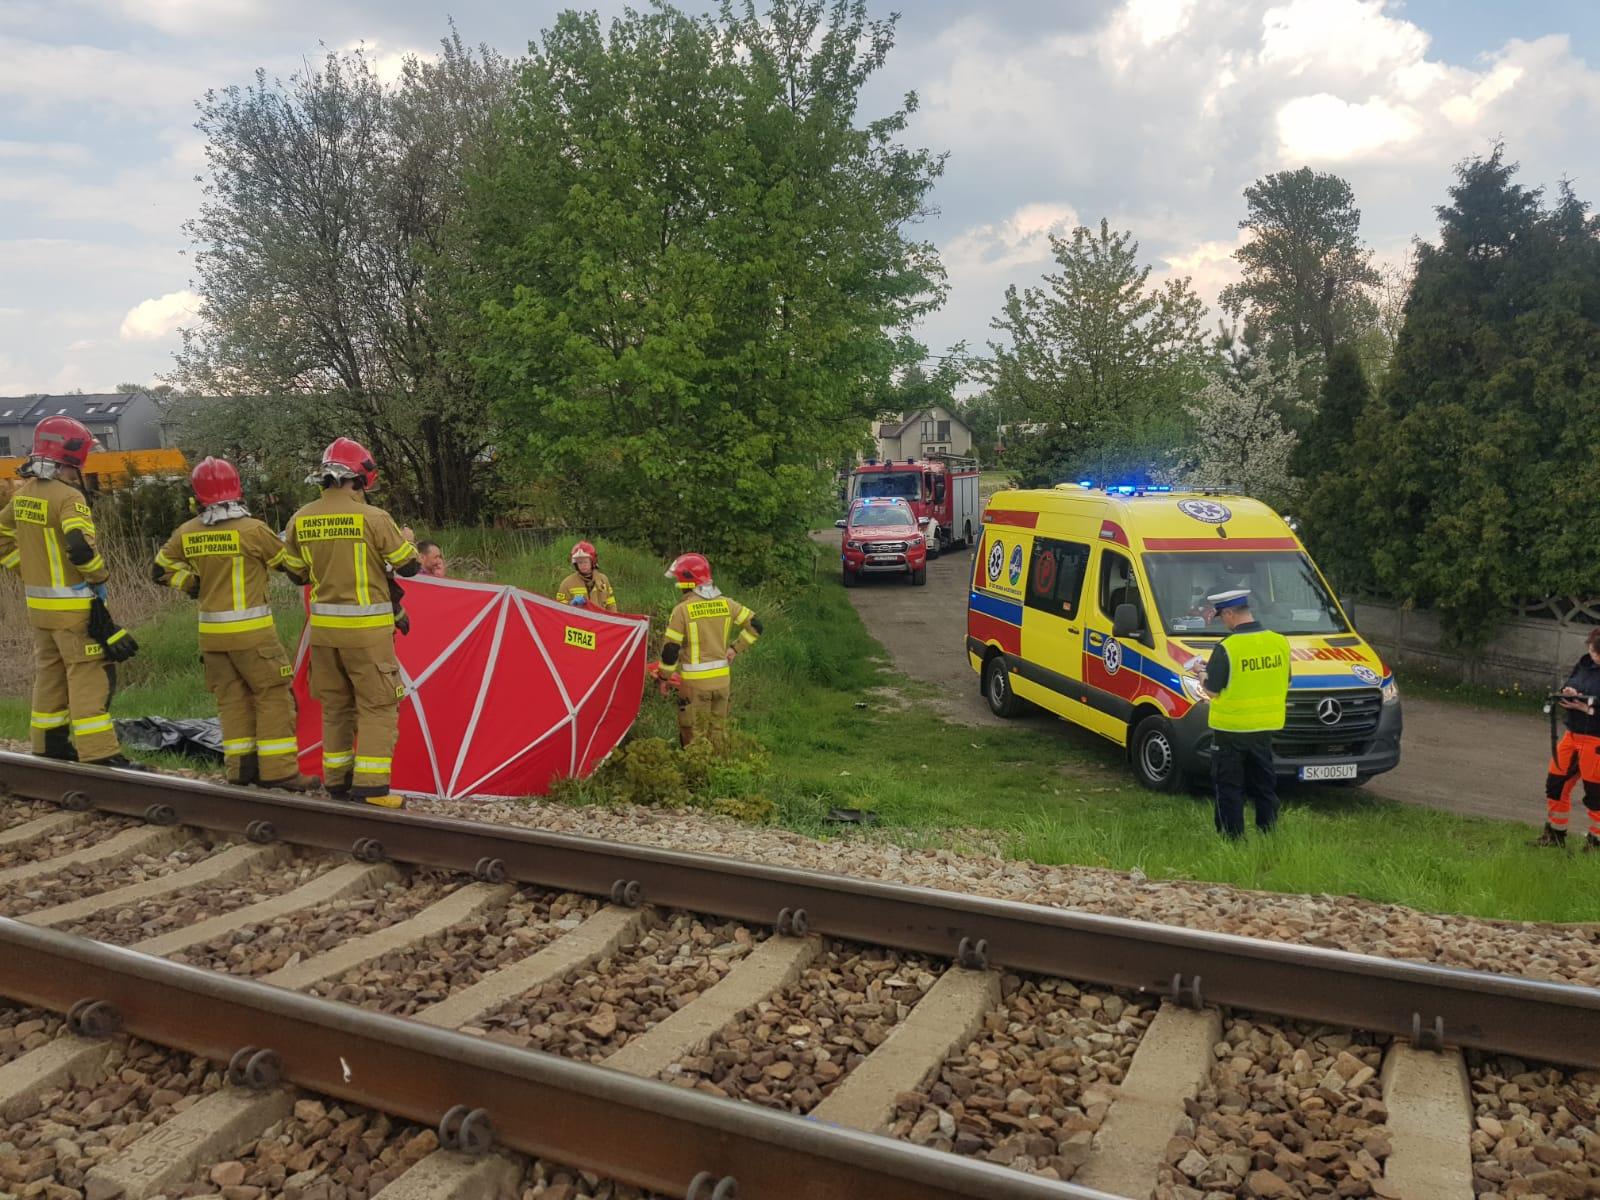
[0,392,166,457]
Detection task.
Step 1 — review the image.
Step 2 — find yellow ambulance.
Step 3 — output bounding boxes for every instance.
[967,485,1402,790]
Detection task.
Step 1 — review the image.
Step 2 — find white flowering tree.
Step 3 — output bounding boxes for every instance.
[1180,357,1305,510]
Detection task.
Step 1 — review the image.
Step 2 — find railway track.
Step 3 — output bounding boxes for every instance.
[0,749,1597,1200]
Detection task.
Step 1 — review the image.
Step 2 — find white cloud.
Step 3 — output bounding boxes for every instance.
[1157,234,1248,310]
[1277,93,1421,160]
[1259,0,1428,76]
[0,140,92,165]
[119,289,200,341]
[0,35,224,117]
[77,0,274,36]
[1119,0,1195,47]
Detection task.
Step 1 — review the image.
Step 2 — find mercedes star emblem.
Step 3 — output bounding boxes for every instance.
[1316,697,1343,725]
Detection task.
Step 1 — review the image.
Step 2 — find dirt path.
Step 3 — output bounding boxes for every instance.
[832,539,1551,827]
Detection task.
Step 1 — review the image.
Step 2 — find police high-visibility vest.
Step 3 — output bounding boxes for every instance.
[1209,629,1291,733]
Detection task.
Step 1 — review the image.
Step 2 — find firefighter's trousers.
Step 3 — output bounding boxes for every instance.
[310,642,403,796]
[1545,731,1600,838]
[204,643,299,784]
[30,623,119,762]
[676,679,731,748]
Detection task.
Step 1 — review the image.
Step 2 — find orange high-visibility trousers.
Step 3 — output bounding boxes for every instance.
[1545,731,1600,837]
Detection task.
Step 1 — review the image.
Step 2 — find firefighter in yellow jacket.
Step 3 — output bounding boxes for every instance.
[556,540,618,612]
[285,438,420,808]
[153,457,316,789]
[0,416,141,767]
[652,553,761,747]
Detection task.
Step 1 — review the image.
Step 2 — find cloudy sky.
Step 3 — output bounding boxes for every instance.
[1,0,1597,395]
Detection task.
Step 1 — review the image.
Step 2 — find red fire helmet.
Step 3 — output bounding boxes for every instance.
[665,552,712,590]
[30,415,95,469]
[319,437,377,490]
[190,456,243,506]
[570,540,598,567]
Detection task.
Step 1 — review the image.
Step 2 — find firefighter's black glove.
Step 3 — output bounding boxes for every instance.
[88,598,139,663]
[182,575,200,599]
[395,610,411,636]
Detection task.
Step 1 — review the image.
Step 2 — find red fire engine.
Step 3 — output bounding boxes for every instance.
[846,454,981,555]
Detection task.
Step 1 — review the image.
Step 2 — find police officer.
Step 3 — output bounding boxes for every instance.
[1202,589,1289,838]
[557,541,618,611]
[653,553,760,747]
[0,416,141,767]
[1534,627,1600,852]
[285,438,420,808]
[153,457,316,790]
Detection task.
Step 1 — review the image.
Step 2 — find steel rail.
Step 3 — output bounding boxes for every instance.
[3,750,1599,1069]
[0,918,1110,1200]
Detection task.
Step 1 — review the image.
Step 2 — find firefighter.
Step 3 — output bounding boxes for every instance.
[0,416,141,767]
[1534,627,1600,851]
[285,438,420,808]
[1201,588,1290,839]
[153,457,316,790]
[556,541,618,612]
[652,553,761,747]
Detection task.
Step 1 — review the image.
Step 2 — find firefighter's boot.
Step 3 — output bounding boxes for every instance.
[40,727,77,762]
[257,773,319,793]
[1586,834,1600,854]
[88,755,149,772]
[1531,823,1568,849]
[234,751,260,787]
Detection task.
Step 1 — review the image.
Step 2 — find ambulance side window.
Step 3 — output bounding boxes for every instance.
[1098,549,1146,631]
[1026,538,1089,620]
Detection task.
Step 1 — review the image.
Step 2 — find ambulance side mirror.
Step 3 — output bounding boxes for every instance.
[1112,603,1141,640]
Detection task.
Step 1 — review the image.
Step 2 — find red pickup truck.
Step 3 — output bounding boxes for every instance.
[837,497,928,587]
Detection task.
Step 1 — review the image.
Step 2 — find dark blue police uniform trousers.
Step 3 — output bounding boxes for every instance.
[1212,730,1278,837]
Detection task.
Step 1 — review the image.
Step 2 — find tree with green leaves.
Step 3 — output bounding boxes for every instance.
[1342,148,1600,646]
[1290,343,1372,588]
[458,2,944,578]
[985,219,1207,483]
[175,31,512,524]
[1221,167,1380,366]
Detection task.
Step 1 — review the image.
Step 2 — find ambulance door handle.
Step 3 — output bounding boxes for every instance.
[1066,626,1079,634]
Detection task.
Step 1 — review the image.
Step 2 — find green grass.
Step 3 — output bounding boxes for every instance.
[1394,666,1550,717]
[6,532,1597,925]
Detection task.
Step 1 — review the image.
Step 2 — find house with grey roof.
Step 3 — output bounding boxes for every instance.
[0,392,166,458]
[873,405,973,461]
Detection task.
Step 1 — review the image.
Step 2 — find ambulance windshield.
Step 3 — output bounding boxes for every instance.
[1142,551,1348,636]
[855,471,920,501]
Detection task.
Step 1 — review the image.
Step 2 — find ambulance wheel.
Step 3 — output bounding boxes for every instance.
[983,655,1022,717]
[842,567,858,588]
[1131,715,1182,793]
[911,567,927,586]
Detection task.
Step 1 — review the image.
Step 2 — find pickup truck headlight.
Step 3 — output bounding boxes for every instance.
[909,535,924,547]
[845,540,861,550]
[1382,679,1400,705]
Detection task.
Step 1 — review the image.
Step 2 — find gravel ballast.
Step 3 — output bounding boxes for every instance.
[0,1004,65,1068]
[890,976,1149,1181]
[308,888,601,1016]
[167,871,464,977]
[1468,1053,1600,1199]
[0,835,231,918]
[0,814,134,872]
[67,853,340,947]
[0,799,64,832]
[417,797,1600,986]
[1153,1016,1391,1199]
[667,941,938,1115]
[0,1040,223,1192]
[468,911,756,1061]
